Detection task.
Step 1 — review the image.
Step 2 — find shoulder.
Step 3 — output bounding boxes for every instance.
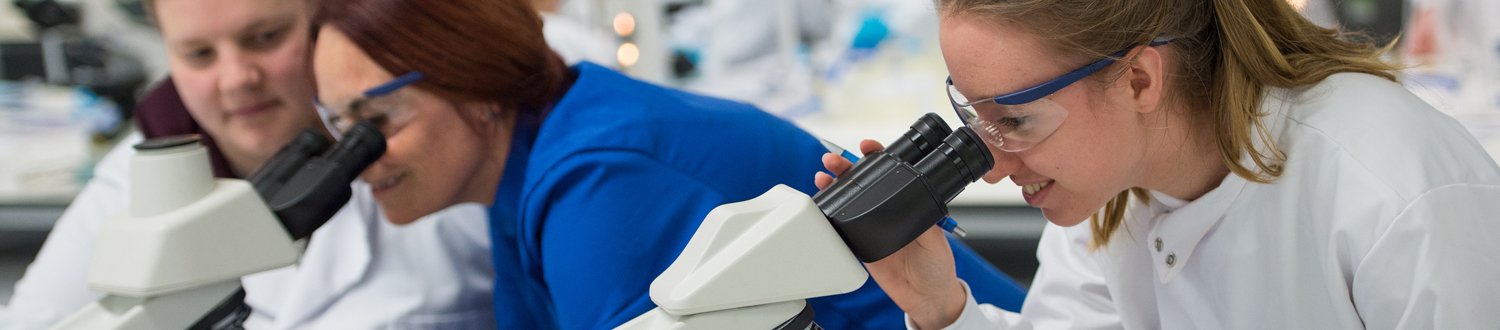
[544,62,782,143]
[530,64,825,192]
[1268,73,1500,202]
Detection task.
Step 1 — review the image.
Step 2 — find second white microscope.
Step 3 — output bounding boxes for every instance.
[619,114,993,329]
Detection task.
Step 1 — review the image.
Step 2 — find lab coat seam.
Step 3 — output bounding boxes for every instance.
[1282,116,1415,290]
[1280,116,1409,204]
[1347,183,1484,294]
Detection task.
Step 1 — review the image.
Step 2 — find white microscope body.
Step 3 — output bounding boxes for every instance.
[51,122,385,329]
[51,139,300,329]
[617,185,868,329]
[619,114,995,329]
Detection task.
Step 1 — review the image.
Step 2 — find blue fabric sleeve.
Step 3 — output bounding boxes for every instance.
[949,235,1028,312]
[524,150,730,329]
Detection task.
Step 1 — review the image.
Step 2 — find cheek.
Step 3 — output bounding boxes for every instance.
[1029,99,1146,224]
[264,38,316,101]
[1047,90,1145,185]
[169,70,222,122]
[388,111,487,214]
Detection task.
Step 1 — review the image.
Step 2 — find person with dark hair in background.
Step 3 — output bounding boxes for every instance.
[309,0,1026,328]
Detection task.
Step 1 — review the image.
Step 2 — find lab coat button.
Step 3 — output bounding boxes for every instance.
[1154,238,1163,252]
[1165,253,1176,266]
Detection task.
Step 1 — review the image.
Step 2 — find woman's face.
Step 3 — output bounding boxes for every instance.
[938,15,1155,226]
[155,0,322,175]
[312,26,509,224]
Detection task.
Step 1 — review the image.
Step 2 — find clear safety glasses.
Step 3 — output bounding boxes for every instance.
[948,39,1171,152]
[315,71,425,137]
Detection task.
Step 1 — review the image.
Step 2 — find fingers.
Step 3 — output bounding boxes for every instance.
[858,139,886,155]
[815,172,834,190]
[817,140,883,190]
[822,152,854,177]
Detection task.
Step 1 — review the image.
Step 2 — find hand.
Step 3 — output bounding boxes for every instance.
[813,139,968,330]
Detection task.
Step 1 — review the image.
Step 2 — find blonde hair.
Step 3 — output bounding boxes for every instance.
[937,0,1400,248]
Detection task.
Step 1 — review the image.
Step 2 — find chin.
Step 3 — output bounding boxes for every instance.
[1041,208,1091,227]
[382,209,421,225]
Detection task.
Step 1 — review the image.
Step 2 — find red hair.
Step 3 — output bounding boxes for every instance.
[313,0,569,111]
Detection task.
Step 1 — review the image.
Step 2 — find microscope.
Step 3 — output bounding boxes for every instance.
[618,113,993,329]
[49,122,386,330]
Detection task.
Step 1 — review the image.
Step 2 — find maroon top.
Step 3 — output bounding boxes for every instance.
[132,78,237,178]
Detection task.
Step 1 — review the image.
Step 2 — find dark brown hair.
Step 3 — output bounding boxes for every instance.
[313,0,569,111]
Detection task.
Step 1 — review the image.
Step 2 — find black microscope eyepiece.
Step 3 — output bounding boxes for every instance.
[248,121,386,240]
[814,114,995,262]
[883,113,952,165]
[321,120,386,184]
[913,127,994,205]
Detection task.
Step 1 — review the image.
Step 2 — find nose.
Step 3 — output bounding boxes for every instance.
[218,50,265,95]
[982,145,1021,184]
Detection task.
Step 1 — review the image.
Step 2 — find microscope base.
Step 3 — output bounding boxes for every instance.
[617,300,821,330]
[49,280,240,330]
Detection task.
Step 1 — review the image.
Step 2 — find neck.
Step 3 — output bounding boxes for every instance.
[459,111,518,207]
[1138,108,1229,201]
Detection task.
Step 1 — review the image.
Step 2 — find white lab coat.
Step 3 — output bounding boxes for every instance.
[920,73,1500,329]
[0,133,495,329]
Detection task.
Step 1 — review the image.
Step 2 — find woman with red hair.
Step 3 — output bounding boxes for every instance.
[309,0,1025,328]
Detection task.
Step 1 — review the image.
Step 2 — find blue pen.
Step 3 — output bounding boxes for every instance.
[820,139,968,238]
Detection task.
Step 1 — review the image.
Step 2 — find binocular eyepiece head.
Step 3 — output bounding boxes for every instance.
[814,113,994,262]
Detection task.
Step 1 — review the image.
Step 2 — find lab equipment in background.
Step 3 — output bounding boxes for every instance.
[1333,0,1408,46]
[617,114,991,328]
[1399,0,1500,160]
[1402,0,1500,118]
[586,0,671,83]
[50,122,385,330]
[812,0,950,122]
[0,81,120,200]
[667,0,833,117]
[3,0,147,132]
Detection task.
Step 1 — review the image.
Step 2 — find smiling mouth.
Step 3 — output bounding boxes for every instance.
[371,172,405,193]
[1022,181,1052,195]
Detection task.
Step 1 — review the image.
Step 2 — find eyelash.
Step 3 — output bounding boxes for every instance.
[250,29,284,48]
[184,48,214,65]
[995,116,1025,129]
[332,111,394,131]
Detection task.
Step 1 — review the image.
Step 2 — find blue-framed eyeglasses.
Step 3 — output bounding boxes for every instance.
[316,71,425,136]
[949,39,1172,152]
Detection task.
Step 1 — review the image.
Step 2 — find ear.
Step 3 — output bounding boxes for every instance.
[1120,45,1167,115]
[456,101,516,137]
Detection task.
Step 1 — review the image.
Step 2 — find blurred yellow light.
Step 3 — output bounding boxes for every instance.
[617,42,640,67]
[613,12,636,37]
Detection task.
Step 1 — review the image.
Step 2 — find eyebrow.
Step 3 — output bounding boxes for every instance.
[167,15,297,49]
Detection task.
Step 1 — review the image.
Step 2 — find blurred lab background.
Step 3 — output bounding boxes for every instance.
[2,0,1496,302]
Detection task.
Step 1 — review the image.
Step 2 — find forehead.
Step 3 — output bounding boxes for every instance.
[154,0,302,43]
[937,15,1070,98]
[313,26,397,105]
